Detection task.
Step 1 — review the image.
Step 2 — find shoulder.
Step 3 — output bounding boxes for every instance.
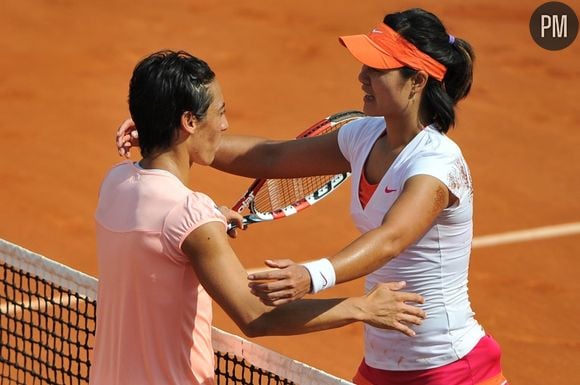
[338,117,385,159]
[421,127,463,156]
[402,128,466,176]
[402,128,472,198]
[339,116,384,138]
[167,192,226,227]
[161,191,227,260]
[110,160,134,171]
[101,160,133,181]
[98,161,136,197]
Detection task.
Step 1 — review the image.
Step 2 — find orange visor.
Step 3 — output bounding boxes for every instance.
[339,23,446,81]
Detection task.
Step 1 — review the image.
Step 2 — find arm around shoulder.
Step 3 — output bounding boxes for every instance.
[212,131,349,178]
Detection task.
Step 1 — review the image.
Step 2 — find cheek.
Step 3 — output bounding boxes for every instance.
[380,79,407,100]
[373,84,398,104]
[211,127,224,146]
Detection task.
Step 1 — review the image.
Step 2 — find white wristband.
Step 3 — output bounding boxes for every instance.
[302,258,336,294]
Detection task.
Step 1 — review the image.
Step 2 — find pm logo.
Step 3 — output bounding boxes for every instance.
[530,2,578,50]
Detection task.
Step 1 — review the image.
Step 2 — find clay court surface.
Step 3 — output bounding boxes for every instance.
[1,0,579,384]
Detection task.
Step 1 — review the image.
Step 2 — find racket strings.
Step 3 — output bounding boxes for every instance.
[252,175,335,213]
[238,111,364,216]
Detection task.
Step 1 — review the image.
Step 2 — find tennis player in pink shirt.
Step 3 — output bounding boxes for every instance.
[91,50,426,385]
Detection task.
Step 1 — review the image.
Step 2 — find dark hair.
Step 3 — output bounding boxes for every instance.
[128,50,216,157]
[384,8,475,133]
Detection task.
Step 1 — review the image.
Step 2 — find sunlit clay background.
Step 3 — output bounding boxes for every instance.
[1,1,578,384]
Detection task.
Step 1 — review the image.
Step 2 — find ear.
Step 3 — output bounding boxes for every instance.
[181,111,198,134]
[412,70,429,91]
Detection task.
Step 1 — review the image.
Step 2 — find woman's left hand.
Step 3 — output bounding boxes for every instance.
[247,259,311,306]
[215,205,245,238]
[116,118,138,158]
[361,281,425,336]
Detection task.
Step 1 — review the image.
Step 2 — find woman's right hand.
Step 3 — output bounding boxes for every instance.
[361,281,426,337]
[247,259,312,306]
[116,118,138,158]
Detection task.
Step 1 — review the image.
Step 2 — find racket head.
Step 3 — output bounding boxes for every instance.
[295,110,366,139]
[247,171,350,223]
[232,110,365,226]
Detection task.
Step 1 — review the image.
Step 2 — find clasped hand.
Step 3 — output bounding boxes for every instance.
[248,260,425,336]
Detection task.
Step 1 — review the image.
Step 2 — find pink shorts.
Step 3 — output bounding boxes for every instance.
[353,335,508,385]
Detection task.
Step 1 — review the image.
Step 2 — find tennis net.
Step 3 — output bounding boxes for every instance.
[0,238,352,385]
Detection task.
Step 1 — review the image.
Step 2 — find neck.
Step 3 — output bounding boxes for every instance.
[139,147,190,184]
[383,114,424,149]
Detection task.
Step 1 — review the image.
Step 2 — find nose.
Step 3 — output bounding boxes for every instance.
[222,116,229,132]
[358,65,370,85]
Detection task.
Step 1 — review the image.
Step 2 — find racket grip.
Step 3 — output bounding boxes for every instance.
[227,218,249,232]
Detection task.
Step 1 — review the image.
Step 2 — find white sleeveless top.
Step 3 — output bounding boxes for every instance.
[338,117,484,370]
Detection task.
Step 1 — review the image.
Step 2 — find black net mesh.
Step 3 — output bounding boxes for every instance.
[215,351,294,385]
[0,261,301,385]
[0,262,95,385]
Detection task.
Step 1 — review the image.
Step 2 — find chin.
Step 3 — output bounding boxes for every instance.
[199,158,213,167]
[204,154,216,166]
[362,106,381,117]
[192,154,214,167]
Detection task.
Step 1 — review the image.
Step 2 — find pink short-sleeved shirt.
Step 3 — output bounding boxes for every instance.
[90,161,226,385]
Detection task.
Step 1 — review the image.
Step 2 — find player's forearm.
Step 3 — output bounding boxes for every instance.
[212,133,349,178]
[243,297,364,337]
[330,228,404,284]
[212,135,281,177]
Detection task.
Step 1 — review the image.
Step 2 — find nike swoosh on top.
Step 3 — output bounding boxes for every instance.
[385,186,397,193]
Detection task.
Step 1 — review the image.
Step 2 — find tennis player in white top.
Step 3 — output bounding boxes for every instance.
[211,8,507,385]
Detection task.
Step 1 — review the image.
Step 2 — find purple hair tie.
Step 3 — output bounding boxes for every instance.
[448,34,455,44]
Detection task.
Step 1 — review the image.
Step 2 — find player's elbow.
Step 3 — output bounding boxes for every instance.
[240,324,262,338]
[230,306,273,338]
[238,319,270,338]
[236,309,286,337]
[384,240,405,259]
[375,233,407,264]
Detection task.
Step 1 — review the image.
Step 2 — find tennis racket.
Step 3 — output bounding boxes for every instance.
[229,110,366,230]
